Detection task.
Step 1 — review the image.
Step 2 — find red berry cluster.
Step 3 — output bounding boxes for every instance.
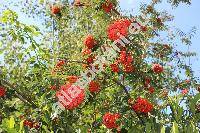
[103,113,120,129]
[51,5,61,14]
[144,78,155,94]
[23,120,33,128]
[101,0,114,13]
[23,120,40,129]
[89,81,100,93]
[152,63,163,74]
[110,63,120,73]
[119,51,134,73]
[110,51,134,73]
[132,97,153,114]
[119,51,133,64]
[55,60,65,68]
[56,84,85,110]
[84,35,97,49]
[0,86,6,97]
[83,35,96,64]
[107,19,131,41]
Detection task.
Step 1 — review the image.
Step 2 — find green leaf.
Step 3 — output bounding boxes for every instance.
[31,43,36,49]
[161,126,165,133]
[185,68,191,77]
[19,120,24,133]
[39,0,44,4]
[172,122,179,133]
[7,128,17,133]
[177,107,183,121]
[146,122,151,133]
[2,118,8,129]
[190,93,200,113]
[8,116,15,129]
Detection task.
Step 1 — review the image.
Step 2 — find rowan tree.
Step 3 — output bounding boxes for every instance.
[0,0,199,132]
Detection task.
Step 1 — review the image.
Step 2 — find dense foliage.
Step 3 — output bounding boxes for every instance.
[0,0,199,132]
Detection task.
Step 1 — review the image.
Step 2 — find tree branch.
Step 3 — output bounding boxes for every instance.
[1,79,37,108]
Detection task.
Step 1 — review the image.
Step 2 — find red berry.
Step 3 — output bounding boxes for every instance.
[152,64,163,74]
[181,89,188,95]
[132,97,153,114]
[126,53,133,64]
[28,121,33,128]
[51,5,61,14]
[141,26,147,32]
[101,0,114,13]
[119,51,133,65]
[86,55,95,64]
[56,60,65,68]
[148,86,155,94]
[119,51,127,64]
[84,35,96,49]
[23,120,33,128]
[123,64,134,73]
[89,81,100,93]
[23,120,29,126]
[103,113,120,129]
[0,86,6,97]
[110,63,120,73]
[56,84,85,110]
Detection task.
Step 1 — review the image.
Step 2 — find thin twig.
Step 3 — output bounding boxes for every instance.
[102,72,131,98]
[61,58,88,64]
